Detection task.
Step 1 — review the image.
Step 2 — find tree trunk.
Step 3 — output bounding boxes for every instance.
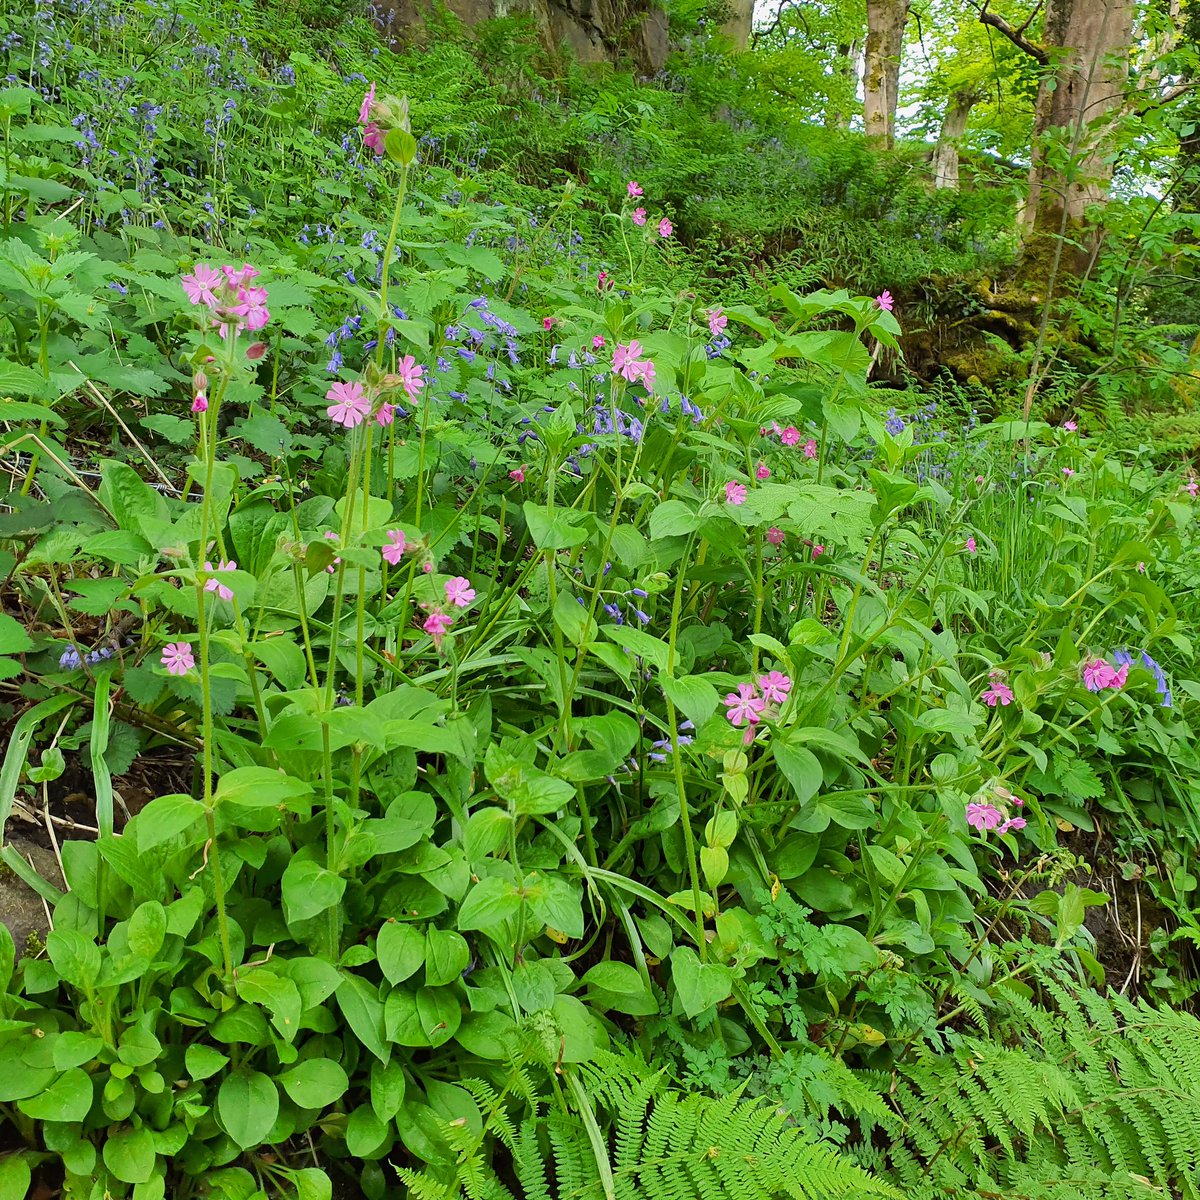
[721,0,755,50]
[1023,0,1134,265]
[931,90,979,189]
[863,0,912,148]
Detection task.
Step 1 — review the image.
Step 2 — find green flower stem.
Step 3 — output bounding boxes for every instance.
[665,530,708,959]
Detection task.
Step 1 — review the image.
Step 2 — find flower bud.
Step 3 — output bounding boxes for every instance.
[193,369,208,392]
[245,342,267,361]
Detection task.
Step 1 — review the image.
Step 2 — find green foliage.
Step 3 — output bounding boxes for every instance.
[883,977,1200,1200]
[398,1052,900,1200]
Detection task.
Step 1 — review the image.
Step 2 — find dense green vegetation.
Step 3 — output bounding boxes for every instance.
[2,0,1200,1197]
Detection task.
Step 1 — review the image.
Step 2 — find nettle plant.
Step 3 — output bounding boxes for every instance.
[0,86,1193,1197]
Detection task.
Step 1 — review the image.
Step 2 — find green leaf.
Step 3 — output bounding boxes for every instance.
[46,929,100,990]
[235,969,303,1042]
[523,501,588,550]
[336,973,389,1063]
[416,986,461,1047]
[185,1044,228,1082]
[133,794,206,851]
[282,859,346,925]
[217,1070,279,1149]
[126,901,167,960]
[425,928,470,987]
[103,1127,157,1184]
[649,500,702,539]
[484,744,573,815]
[0,614,32,656]
[293,1169,333,1200]
[17,1067,93,1122]
[279,1058,348,1109]
[602,625,670,673]
[457,876,522,932]
[671,946,733,1017]
[528,874,584,938]
[370,1058,407,1121]
[661,674,719,728]
[377,921,426,986]
[215,766,312,809]
[772,742,822,807]
[0,1155,31,1200]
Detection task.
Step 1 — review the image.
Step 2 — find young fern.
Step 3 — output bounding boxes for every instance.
[882,977,1200,1200]
[396,1050,899,1200]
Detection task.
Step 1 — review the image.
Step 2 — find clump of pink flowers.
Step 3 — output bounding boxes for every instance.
[612,341,656,392]
[966,788,1026,838]
[981,670,1014,707]
[723,672,792,745]
[180,262,270,338]
[1083,657,1128,692]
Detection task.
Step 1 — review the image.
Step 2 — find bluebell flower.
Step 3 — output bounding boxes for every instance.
[59,646,83,670]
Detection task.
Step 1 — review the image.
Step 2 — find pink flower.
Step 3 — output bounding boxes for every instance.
[875,290,894,312]
[631,208,647,226]
[542,316,555,331]
[375,402,395,426]
[1186,472,1198,498]
[326,381,371,428]
[423,610,454,651]
[997,817,1026,835]
[323,530,342,574]
[181,264,223,308]
[981,681,1014,707]
[723,682,766,728]
[766,527,785,546]
[725,481,747,506]
[755,461,770,480]
[231,285,269,331]
[812,544,824,557]
[975,475,985,485]
[359,83,376,125]
[1062,467,1074,477]
[362,122,384,156]
[707,308,727,338]
[445,577,476,608]
[613,340,644,381]
[802,438,818,459]
[1013,797,1025,807]
[1082,658,1127,692]
[1136,561,1146,574]
[965,802,1003,832]
[161,642,195,676]
[222,264,259,289]
[381,530,407,565]
[658,217,673,238]
[192,392,208,414]
[396,355,425,400]
[965,536,977,554]
[627,180,643,198]
[592,335,606,349]
[597,272,612,292]
[203,560,237,602]
[509,466,526,483]
[1063,419,1077,432]
[780,426,800,446]
[756,671,792,705]
[632,359,656,392]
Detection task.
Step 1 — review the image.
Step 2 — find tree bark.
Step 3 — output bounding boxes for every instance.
[931,90,980,189]
[863,0,912,148]
[721,0,755,49]
[1023,0,1133,258]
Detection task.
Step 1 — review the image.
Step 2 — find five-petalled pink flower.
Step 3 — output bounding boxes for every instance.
[445,577,476,608]
[203,560,236,602]
[327,381,371,428]
[161,642,195,676]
